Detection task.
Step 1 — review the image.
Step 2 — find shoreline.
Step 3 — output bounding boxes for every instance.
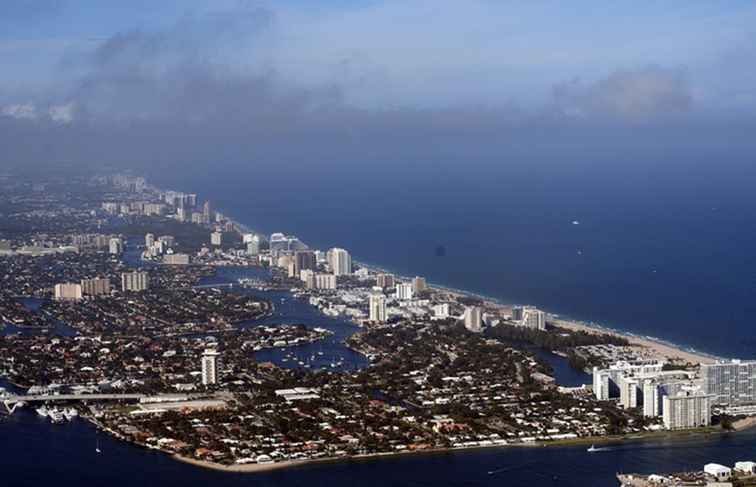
[156,180,733,368]
[167,426,744,474]
[353,259,723,366]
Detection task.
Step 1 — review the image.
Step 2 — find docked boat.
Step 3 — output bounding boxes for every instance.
[63,407,78,421]
[36,406,49,417]
[48,408,65,423]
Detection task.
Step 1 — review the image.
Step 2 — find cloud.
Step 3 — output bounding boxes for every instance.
[1,103,37,120]
[48,102,75,124]
[551,67,692,121]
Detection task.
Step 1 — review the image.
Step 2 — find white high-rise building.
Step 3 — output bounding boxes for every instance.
[433,303,450,319]
[246,235,261,255]
[315,273,337,290]
[211,232,223,246]
[54,283,83,301]
[513,306,546,330]
[109,237,123,255]
[328,248,352,276]
[80,277,111,297]
[592,360,666,401]
[619,376,640,409]
[702,360,756,406]
[394,283,414,301]
[121,271,149,292]
[662,393,712,430]
[464,306,483,333]
[643,379,661,417]
[145,233,155,249]
[201,349,221,386]
[369,294,387,323]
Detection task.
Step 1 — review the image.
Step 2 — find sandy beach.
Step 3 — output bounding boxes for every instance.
[550,318,717,365]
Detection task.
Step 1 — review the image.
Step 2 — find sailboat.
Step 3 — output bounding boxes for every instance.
[96,435,102,453]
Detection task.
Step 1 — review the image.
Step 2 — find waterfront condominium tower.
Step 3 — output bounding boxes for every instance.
[201,349,221,386]
[369,293,387,323]
[702,360,756,405]
[121,271,150,292]
[662,392,712,430]
[328,248,352,276]
[463,306,483,332]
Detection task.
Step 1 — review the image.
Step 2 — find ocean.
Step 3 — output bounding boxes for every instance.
[5,150,756,486]
[150,148,756,359]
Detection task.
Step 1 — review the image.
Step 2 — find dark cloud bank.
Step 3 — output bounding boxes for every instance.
[1,7,754,178]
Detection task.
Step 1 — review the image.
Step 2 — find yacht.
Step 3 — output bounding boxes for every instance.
[63,408,79,421]
[587,445,600,452]
[36,405,49,417]
[49,408,65,423]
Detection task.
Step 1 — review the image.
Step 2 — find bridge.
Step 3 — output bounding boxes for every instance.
[4,393,146,403]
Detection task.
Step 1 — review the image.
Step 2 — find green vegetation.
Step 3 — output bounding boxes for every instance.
[484,323,628,351]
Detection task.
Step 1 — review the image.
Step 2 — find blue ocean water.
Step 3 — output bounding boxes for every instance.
[152,151,756,359]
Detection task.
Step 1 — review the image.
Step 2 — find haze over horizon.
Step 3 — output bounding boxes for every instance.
[2,1,756,173]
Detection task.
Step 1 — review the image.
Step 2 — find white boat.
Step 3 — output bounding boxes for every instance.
[36,406,49,417]
[48,408,65,423]
[63,408,78,420]
[587,445,600,452]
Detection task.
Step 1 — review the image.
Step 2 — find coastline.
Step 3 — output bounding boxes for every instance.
[168,426,738,474]
[201,187,731,369]
[351,260,721,366]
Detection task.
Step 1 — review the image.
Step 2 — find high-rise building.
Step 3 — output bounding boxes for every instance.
[145,233,155,249]
[702,360,756,406]
[394,283,414,301]
[203,201,213,223]
[619,375,641,409]
[327,248,352,276]
[662,393,712,430]
[54,283,83,301]
[433,303,450,319]
[80,277,111,297]
[246,237,260,256]
[463,306,483,332]
[211,232,223,246]
[121,271,149,292]
[592,360,667,401]
[300,269,315,287]
[643,380,661,417]
[369,294,387,323]
[412,276,427,294]
[315,273,337,290]
[512,306,546,330]
[163,253,190,265]
[201,349,221,386]
[295,250,317,274]
[376,273,395,289]
[109,237,123,255]
[158,235,175,247]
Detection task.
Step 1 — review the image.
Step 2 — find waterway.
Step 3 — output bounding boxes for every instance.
[2,266,754,487]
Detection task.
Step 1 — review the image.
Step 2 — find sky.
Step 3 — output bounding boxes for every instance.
[1,0,756,172]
